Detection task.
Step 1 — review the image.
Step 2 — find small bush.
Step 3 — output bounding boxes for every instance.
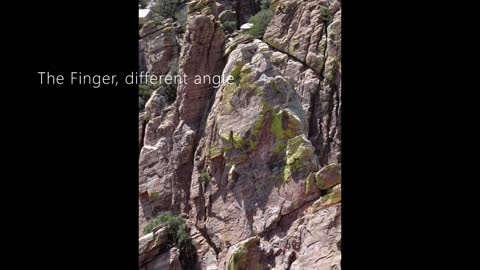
[138,60,178,111]
[223,21,237,33]
[319,6,332,22]
[139,82,160,110]
[199,169,211,186]
[246,9,273,38]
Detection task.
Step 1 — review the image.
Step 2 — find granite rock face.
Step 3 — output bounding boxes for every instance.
[139,0,341,269]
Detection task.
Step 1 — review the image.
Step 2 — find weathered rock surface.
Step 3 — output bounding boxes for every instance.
[274,201,341,270]
[219,10,237,24]
[139,226,169,266]
[140,247,182,270]
[139,0,225,234]
[236,0,258,25]
[140,19,180,76]
[265,0,341,166]
[139,0,341,269]
[177,6,225,126]
[187,37,341,268]
[215,0,257,25]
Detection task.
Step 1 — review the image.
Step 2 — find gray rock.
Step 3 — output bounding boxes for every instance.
[139,20,180,76]
[219,10,237,24]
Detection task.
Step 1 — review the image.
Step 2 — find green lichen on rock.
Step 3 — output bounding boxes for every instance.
[252,116,264,137]
[231,61,245,84]
[219,131,251,165]
[208,144,222,158]
[315,163,341,190]
[162,26,174,33]
[282,135,315,182]
[251,103,271,137]
[310,188,342,213]
[223,83,238,113]
[228,247,247,270]
[221,131,246,150]
[271,111,285,140]
[305,172,315,194]
[238,65,260,92]
[223,63,258,113]
[271,109,303,154]
[325,60,338,82]
[285,135,314,165]
[149,191,160,200]
[233,133,246,148]
[249,140,257,149]
[227,237,259,270]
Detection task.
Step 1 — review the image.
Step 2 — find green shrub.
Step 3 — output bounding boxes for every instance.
[143,212,186,242]
[143,212,196,268]
[199,169,211,186]
[319,6,332,22]
[223,21,237,33]
[151,0,180,20]
[246,9,273,38]
[138,61,178,111]
[139,82,160,110]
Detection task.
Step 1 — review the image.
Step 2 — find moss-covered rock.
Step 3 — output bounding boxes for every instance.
[227,237,260,270]
[208,144,223,158]
[271,109,303,153]
[308,185,341,213]
[282,135,316,182]
[315,163,341,190]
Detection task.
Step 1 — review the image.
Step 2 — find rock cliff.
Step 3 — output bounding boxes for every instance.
[139,0,341,269]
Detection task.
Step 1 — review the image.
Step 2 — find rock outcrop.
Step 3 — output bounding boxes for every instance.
[139,0,341,269]
[216,0,258,25]
[264,0,341,165]
[140,19,180,76]
[139,0,225,234]
[139,225,183,270]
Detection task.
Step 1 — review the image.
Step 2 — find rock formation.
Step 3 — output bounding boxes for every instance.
[138,0,341,269]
